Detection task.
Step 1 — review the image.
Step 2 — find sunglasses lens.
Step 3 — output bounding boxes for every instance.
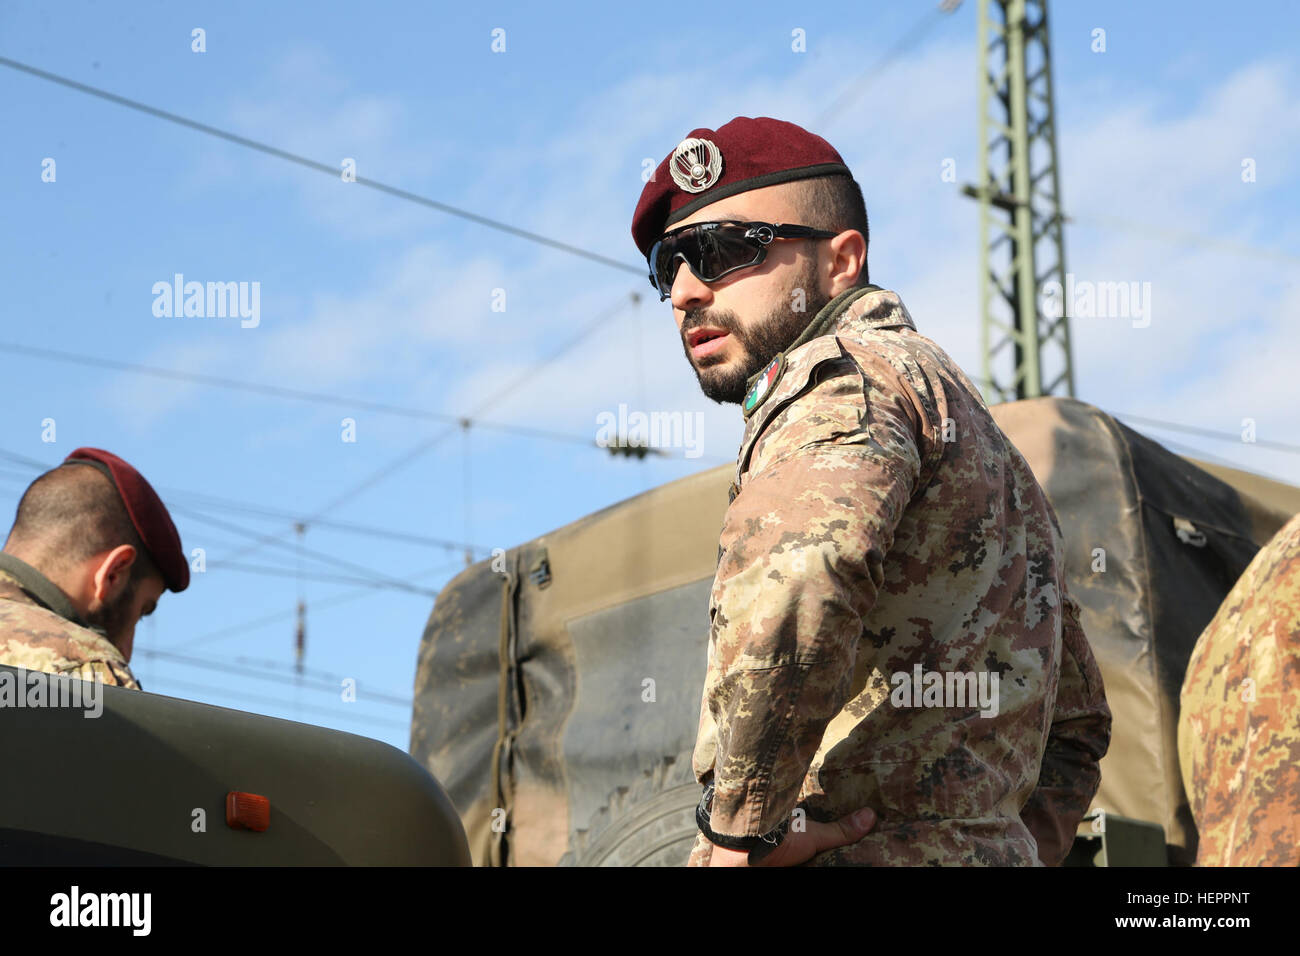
[649,237,680,295]
[698,227,760,278]
[651,225,759,296]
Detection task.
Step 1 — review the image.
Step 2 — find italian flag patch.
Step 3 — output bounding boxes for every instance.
[743,353,785,418]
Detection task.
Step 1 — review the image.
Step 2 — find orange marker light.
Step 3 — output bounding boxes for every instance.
[225,791,270,832]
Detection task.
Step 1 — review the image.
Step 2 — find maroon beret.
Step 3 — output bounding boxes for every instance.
[62,447,189,592]
[631,116,852,259]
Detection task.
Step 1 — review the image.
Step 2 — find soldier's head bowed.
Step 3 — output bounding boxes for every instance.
[633,117,871,404]
[2,447,187,660]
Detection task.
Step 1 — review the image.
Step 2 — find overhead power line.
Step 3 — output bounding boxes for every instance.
[0,447,450,595]
[220,289,652,564]
[466,291,644,417]
[0,56,643,277]
[151,676,409,731]
[234,653,375,685]
[1110,412,1300,457]
[0,468,40,485]
[0,449,49,471]
[1152,437,1294,485]
[156,486,483,550]
[204,560,447,591]
[0,342,601,449]
[173,559,462,650]
[210,428,466,567]
[304,291,644,518]
[136,647,411,708]
[167,503,441,597]
[0,444,491,554]
[814,1,962,130]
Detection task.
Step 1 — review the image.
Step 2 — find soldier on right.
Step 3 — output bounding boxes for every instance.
[632,116,1112,867]
[1179,511,1300,866]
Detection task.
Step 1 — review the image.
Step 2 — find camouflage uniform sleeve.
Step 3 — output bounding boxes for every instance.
[69,659,142,691]
[703,357,925,841]
[1178,512,1300,866]
[1019,587,1110,865]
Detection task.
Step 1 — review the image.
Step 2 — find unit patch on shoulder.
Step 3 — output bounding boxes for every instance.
[743,353,785,419]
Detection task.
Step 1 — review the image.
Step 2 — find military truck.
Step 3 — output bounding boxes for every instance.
[0,668,471,864]
[410,397,1300,867]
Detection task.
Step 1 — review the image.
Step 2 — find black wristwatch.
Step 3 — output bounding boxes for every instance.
[696,782,790,856]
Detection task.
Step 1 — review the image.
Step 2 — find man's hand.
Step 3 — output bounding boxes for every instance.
[706,807,877,867]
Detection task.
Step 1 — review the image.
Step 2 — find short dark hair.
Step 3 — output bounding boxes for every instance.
[7,464,159,585]
[792,175,870,285]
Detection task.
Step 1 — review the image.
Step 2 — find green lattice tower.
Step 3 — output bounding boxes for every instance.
[964,0,1074,402]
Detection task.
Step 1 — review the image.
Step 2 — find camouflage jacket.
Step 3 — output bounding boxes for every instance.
[688,285,1110,866]
[0,552,141,689]
[1179,511,1300,866]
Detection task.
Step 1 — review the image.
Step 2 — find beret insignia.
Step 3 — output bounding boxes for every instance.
[670,137,723,193]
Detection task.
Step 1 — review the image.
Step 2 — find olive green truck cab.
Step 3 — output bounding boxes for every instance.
[0,667,470,865]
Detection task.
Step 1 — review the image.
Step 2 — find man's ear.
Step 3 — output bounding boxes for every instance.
[826,229,867,295]
[91,544,138,604]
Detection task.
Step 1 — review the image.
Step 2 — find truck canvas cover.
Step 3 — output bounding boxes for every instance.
[410,396,1298,866]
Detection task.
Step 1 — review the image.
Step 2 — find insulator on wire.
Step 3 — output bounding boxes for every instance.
[295,599,306,675]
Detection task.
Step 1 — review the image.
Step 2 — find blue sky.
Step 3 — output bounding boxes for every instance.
[2,0,1298,751]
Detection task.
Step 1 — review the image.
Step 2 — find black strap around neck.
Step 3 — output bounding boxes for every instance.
[0,552,89,627]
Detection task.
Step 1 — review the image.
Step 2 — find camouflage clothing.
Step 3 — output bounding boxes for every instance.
[0,553,140,689]
[688,285,1111,866]
[1179,512,1300,867]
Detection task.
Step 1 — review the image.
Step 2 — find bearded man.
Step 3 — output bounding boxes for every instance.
[631,116,1111,867]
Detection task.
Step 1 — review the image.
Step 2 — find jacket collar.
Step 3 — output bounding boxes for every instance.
[0,551,91,628]
[739,283,915,417]
[821,284,915,338]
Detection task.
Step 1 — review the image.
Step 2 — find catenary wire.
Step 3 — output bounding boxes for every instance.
[136,647,411,707]
[0,342,602,449]
[1109,411,1300,457]
[150,676,409,731]
[172,559,462,650]
[166,503,441,596]
[203,560,450,590]
[218,289,675,563]
[0,444,491,553]
[0,56,644,277]
[813,1,962,131]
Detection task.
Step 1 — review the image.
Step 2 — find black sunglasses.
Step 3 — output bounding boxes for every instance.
[647,220,839,301]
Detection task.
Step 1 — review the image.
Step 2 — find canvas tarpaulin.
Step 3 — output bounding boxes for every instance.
[410,397,1296,865]
[410,466,727,866]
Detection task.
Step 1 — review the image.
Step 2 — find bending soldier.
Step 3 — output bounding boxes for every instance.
[0,447,189,689]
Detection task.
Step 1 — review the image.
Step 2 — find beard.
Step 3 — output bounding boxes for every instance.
[680,258,832,404]
[85,579,137,649]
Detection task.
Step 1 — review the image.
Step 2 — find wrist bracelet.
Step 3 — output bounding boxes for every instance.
[695,782,790,852]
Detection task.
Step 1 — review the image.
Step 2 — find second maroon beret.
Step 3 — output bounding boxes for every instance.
[62,447,189,593]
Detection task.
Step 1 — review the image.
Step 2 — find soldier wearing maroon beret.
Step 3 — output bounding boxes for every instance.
[635,116,1110,868]
[0,447,189,690]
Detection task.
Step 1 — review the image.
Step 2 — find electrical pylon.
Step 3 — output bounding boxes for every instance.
[964,0,1074,402]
